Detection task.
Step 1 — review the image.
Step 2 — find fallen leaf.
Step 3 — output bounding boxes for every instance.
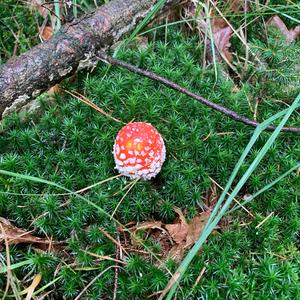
[165,208,210,250]
[185,3,234,63]
[165,208,188,244]
[185,211,210,248]
[0,217,42,245]
[209,13,234,62]
[0,217,61,249]
[267,16,300,44]
[173,207,187,223]
[39,26,53,41]
[128,221,165,248]
[165,222,188,244]
[118,208,212,263]
[167,244,185,262]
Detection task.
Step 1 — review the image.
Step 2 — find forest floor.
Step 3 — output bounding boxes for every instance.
[0,0,299,299]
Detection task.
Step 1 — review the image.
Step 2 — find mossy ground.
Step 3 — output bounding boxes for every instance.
[0,3,300,299]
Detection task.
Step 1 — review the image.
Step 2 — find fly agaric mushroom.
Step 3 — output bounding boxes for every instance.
[113,122,166,180]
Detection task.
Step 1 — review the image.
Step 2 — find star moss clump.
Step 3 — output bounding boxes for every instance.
[0,28,299,299]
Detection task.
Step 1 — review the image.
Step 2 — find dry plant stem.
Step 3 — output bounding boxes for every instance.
[190,266,206,293]
[97,52,300,133]
[98,227,129,255]
[30,174,122,226]
[208,176,254,218]
[63,89,123,123]
[74,265,118,300]
[255,212,274,229]
[83,250,126,264]
[75,174,123,194]
[110,178,140,219]
[0,223,11,300]
[25,274,42,300]
[113,235,121,300]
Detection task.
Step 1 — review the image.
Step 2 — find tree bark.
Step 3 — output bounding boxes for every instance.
[0,0,179,118]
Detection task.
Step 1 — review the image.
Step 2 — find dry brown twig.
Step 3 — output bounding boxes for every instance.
[97,52,300,133]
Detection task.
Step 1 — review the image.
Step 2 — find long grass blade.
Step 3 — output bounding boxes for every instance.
[228,162,300,214]
[0,259,33,274]
[166,92,300,299]
[0,170,121,226]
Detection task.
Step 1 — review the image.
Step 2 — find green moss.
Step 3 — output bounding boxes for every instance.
[0,0,38,64]
[0,27,299,299]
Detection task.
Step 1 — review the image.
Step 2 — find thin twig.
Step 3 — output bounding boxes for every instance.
[110,178,139,219]
[82,250,126,265]
[98,227,129,255]
[113,234,121,300]
[63,89,123,123]
[97,52,300,133]
[194,266,206,286]
[208,176,254,218]
[74,265,118,300]
[255,212,274,229]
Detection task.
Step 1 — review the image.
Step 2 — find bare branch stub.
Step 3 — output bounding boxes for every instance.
[0,0,180,118]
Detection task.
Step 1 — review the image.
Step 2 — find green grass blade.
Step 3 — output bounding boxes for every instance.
[117,0,167,52]
[201,105,299,236]
[32,275,63,297]
[0,170,119,226]
[0,259,33,274]
[0,170,175,279]
[166,92,300,299]
[256,2,300,24]
[228,162,300,214]
[54,1,61,33]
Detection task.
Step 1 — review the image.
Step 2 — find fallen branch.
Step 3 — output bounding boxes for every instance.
[0,0,180,118]
[97,52,300,133]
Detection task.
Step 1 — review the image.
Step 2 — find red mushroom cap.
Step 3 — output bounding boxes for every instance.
[113,122,166,180]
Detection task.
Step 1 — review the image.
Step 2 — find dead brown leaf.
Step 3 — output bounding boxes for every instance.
[165,207,188,244]
[185,211,211,248]
[211,16,233,62]
[167,243,185,262]
[165,222,188,244]
[185,3,234,63]
[0,217,43,245]
[0,217,62,249]
[126,221,166,249]
[267,16,300,44]
[118,208,212,264]
[165,208,211,261]
[39,26,53,41]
